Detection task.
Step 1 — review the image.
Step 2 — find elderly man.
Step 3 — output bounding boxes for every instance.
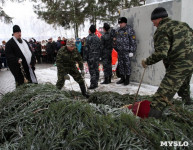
[142,7,193,118]
[56,38,89,98]
[5,25,37,87]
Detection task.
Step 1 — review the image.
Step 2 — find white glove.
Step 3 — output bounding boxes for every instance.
[129,53,133,57]
[81,70,85,77]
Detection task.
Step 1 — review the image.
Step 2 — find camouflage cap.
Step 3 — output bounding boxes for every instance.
[66,38,75,47]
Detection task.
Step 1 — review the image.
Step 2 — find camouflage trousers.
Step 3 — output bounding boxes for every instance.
[56,67,84,90]
[87,59,99,85]
[102,57,112,77]
[151,68,193,111]
[118,52,131,76]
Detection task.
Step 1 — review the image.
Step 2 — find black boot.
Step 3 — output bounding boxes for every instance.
[101,77,109,84]
[116,76,125,84]
[88,84,98,89]
[80,84,89,98]
[109,75,112,83]
[148,108,162,119]
[183,97,193,105]
[124,75,130,85]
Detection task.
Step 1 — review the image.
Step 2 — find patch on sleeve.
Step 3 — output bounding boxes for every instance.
[132,35,136,39]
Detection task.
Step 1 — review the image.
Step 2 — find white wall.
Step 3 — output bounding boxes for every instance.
[181,0,193,84]
[120,0,193,86]
[146,0,173,4]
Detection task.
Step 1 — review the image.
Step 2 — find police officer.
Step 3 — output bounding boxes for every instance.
[56,38,89,98]
[115,17,137,85]
[142,7,193,118]
[101,23,113,84]
[84,25,101,89]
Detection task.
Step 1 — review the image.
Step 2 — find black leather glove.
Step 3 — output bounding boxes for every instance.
[148,107,162,119]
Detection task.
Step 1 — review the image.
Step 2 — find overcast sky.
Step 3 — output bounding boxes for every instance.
[1,1,92,42]
[1,0,171,43]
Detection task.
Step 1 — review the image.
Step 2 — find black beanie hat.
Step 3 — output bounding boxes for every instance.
[89,25,96,33]
[118,17,127,24]
[13,25,21,33]
[151,7,168,20]
[103,23,110,31]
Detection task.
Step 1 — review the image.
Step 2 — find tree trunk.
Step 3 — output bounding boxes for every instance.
[74,23,79,38]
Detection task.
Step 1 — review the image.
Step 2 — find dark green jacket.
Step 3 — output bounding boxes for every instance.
[146,17,193,71]
[56,46,83,70]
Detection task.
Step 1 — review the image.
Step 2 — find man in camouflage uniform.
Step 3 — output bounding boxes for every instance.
[56,38,89,98]
[101,23,113,84]
[115,17,137,85]
[142,7,193,118]
[84,25,101,89]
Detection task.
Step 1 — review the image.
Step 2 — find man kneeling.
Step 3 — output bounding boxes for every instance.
[56,38,89,98]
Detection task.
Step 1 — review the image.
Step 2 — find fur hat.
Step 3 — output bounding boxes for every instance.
[13,25,21,33]
[103,23,110,31]
[151,7,168,20]
[118,17,127,24]
[89,25,96,33]
[66,38,75,47]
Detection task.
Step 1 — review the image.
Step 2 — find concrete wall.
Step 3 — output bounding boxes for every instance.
[146,0,173,4]
[120,0,193,86]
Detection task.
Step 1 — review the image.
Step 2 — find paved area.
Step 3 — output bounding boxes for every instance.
[0,64,53,99]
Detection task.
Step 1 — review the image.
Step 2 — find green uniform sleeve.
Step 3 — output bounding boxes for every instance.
[56,47,64,69]
[74,48,84,70]
[146,31,170,65]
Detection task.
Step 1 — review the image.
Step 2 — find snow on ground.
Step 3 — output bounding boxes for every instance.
[35,66,193,98]
[35,66,159,95]
[0,65,192,100]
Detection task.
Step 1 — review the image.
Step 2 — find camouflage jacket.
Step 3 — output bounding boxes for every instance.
[101,32,113,59]
[56,46,83,70]
[146,17,193,70]
[115,25,137,53]
[84,33,101,61]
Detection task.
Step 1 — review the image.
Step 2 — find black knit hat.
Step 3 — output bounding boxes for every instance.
[151,7,168,20]
[103,23,110,31]
[118,17,127,24]
[13,25,21,33]
[89,25,96,33]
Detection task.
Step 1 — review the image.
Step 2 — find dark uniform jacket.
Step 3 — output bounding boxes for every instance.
[101,32,113,60]
[116,25,137,53]
[84,33,101,61]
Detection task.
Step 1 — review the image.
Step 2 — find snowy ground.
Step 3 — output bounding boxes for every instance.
[0,64,193,100]
[35,65,159,96]
[35,66,193,98]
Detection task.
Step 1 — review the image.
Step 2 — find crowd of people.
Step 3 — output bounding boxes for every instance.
[0,36,87,70]
[1,7,193,119]
[0,41,8,70]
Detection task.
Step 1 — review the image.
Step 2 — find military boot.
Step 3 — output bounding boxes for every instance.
[183,97,193,105]
[116,76,125,84]
[88,84,98,89]
[109,75,112,83]
[80,84,89,98]
[101,77,109,84]
[124,75,130,85]
[148,107,162,119]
